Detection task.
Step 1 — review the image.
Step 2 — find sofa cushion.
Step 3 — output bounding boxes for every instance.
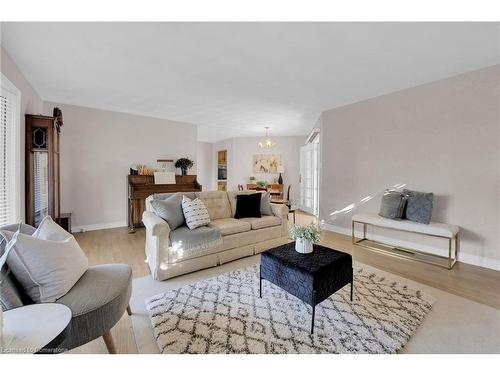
[55,263,132,350]
[195,191,232,220]
[147,192,196,212]
[218,225,283,252]
[234,193,262,219]
[151,194,185,230]
[209,218,252,236]
[260,193,273,216]
[241,215,282,230]
[228,191,272,217]
[169,226,225,262]
[182,196,211,230]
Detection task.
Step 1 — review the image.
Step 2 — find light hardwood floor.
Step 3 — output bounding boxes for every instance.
[71,211,500,353]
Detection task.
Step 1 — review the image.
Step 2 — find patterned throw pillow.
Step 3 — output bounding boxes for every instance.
[181,196,211,230]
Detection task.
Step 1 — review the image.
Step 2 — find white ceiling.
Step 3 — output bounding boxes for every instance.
[2,22,499,142]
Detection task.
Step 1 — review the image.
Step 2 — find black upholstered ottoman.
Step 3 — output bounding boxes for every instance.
[260,242,353,334]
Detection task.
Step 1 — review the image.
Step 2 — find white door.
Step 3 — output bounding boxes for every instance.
[300,140,320,216]
[300,143,315,214]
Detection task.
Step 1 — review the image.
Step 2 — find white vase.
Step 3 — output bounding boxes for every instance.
[295,238,313,254]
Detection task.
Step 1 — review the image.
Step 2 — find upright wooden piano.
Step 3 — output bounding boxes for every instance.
[127,174,202,231]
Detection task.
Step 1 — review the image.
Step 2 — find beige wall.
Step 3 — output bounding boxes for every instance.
[1,49,199,230]
[231,136,305,203]
[1,47,45,221]
[43,102,198,230]
[210,136,304,202]
[197,141,214,191]
[319,65,500,269]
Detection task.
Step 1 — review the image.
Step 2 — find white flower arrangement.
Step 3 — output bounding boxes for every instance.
[289,223,321,244]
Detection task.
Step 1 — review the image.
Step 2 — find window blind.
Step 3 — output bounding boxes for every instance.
[0,94,13,226]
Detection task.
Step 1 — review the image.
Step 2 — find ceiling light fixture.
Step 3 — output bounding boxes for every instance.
[258,126,277,148]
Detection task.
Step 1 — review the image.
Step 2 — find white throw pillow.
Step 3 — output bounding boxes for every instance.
[0,216,88,303]
[33,215,73,241]
[181,196,210,230]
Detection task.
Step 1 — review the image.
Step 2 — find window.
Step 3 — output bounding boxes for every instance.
[0,74,21,226]
[300,128,320,216]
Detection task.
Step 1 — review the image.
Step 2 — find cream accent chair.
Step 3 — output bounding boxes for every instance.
[142,191,290,280]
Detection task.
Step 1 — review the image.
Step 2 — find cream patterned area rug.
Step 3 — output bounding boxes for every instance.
[145,265,435,354]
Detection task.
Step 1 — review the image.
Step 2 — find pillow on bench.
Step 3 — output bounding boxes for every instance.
[403,189,434,224]
[379,191,407,220]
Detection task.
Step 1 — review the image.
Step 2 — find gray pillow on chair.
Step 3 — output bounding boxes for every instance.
[1,217,88,303]
[403,189,434,224]
[379,191,407,220]
[1,233,24,310]
[1,224,36,309]
[151,193,186,230]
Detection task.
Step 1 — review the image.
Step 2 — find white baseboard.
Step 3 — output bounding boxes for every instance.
[72,220,127,233]
[457,253,500,271]
[321,222,500,271]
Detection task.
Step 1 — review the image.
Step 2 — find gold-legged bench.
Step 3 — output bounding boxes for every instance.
[352,213,459,269]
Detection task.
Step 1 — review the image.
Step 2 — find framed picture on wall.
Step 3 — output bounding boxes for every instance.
[253,154,281,173]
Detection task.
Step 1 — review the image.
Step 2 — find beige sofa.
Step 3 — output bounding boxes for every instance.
[142,191,290,280]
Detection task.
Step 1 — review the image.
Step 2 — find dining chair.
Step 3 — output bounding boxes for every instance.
[286,185,296,223]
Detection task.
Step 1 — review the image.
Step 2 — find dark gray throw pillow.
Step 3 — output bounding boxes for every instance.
[403,189,434,224]
[151,193,186,230]
[379,191,407,220]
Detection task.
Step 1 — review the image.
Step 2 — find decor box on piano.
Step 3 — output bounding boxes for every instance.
[127,174,201,231]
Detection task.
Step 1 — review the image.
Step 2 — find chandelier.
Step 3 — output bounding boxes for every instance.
[258,126,277,148]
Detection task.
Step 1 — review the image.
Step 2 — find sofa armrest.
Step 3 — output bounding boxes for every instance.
[270,203,289,238]
[270,203,289,218]
[142,211,171,280]
[142,210,171,236]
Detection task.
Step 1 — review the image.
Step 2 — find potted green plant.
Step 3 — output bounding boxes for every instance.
[256,180,267,187]
[175,158,194,176]
[289,223,321,254]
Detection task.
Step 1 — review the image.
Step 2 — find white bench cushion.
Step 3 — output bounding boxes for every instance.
[352,213,459,238]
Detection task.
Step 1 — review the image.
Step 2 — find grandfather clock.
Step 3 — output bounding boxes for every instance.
[25,108,64,228]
